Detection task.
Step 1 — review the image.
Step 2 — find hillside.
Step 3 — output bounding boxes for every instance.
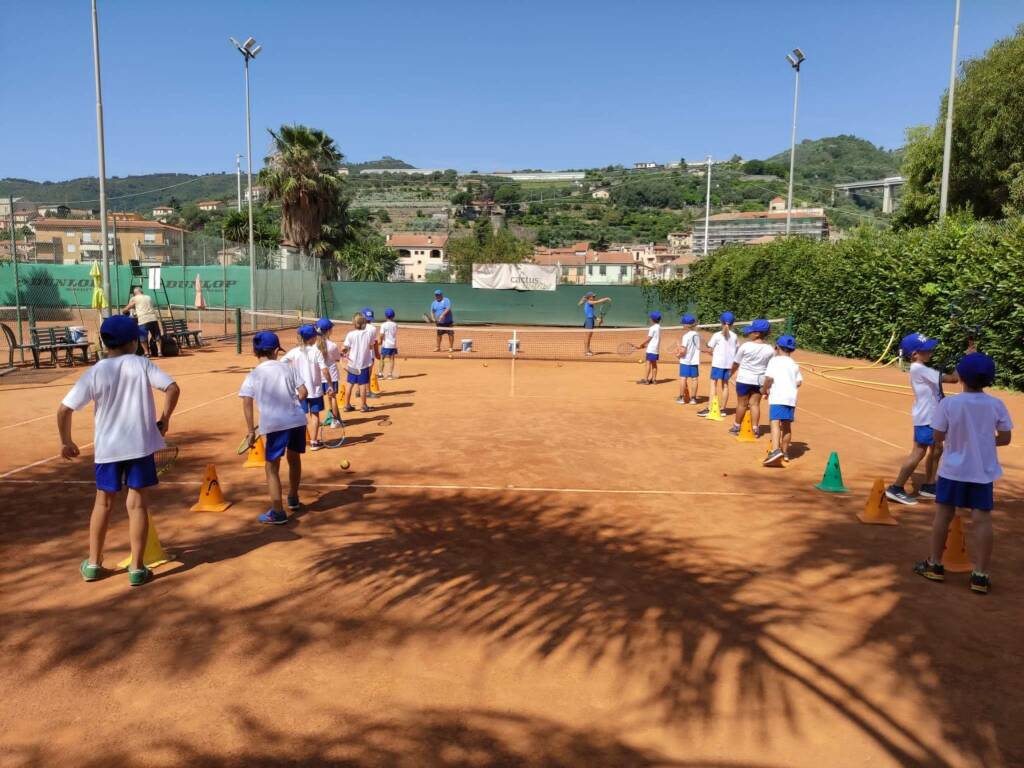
[765,134,903,184]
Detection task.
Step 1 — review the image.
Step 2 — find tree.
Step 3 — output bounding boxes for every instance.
[259,124,344,254]
[450,190,472,206]
[220,206,281,249]
[376,208,391,223]
[493,184,521,204]
[337,238,398,281]
[446,226,532,282]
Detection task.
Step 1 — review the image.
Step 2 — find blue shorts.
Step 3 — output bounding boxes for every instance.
[301,396,325,414]
[769,404,796,422]
[710,366,731,382]
[914,425,934,446]
[381,348,397,357]
[321,380,339,395]
[95,454,158,492]
[264,425,306,461]
[645,352,659,362]
[583,317,595,329]
[678,364,698,378]
[347,366,371,385]
[936,476,993,511]
[735,381,760,397]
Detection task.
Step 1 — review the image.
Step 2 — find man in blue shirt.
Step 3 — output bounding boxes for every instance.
[578,291,611,356]
[430,289,454,352]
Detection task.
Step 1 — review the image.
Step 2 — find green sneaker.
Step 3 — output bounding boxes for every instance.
[128,566,153,587]
[79,559,105,582]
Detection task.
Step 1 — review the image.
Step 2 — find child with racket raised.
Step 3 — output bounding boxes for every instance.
[240,331,309,524]
[761,334,802,464]
[675,313,701,404]
[636,311,662,385]
[729,318,774,437]
[283,324,331,451]
[698,311,738,417]
[342,313,377,412]
[58,315,180,586]
[379,307,399,378]
[913,352,1012,594]
[315,317,344,429]
[886,333,960,506]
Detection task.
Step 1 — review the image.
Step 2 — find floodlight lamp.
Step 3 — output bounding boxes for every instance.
[243,36,256,50]
[785,54,797,67]
[793,48,805,62]
[250,44,262,57]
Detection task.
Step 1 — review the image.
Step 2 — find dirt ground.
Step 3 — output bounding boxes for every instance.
[1,337,1022,768]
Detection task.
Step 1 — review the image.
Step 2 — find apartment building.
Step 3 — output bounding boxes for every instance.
[385,232,450,282]
[531,241,591,285]
[691,207,828,254]
[32,214,183,265]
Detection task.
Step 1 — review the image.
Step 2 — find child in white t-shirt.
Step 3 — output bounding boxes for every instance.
[675,313,701,405]
[886,333,961,506]
[729,318,775,438]
[58,315,180,587]
[283,325,331,450]
[379,308,399,379]
[761,335,802,465]
[699,311,738,417]
[342,313,378,412]
[362,308,383,399]
[636,311,662,385]
[315,317,344,429]
[914,353,1012,594]
[240,331,309,524]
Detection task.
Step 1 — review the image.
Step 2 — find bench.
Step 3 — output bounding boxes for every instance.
[1,322,41,369]
[164,318,203,348]
[30,326,92,367]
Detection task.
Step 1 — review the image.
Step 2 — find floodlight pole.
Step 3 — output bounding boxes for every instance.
[785,53,803,235]
[939,0,961,220]
[236,153,243,212]
[91,0,112,315]
[702,155,712,257]
[231,36,260,312]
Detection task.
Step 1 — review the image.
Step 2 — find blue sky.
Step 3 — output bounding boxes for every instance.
[1,0,1021,180]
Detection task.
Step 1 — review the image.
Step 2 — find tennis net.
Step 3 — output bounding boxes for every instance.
[236,310,788,363]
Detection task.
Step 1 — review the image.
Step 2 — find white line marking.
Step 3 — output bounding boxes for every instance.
[798,404,903,450]
[0,412,56,431]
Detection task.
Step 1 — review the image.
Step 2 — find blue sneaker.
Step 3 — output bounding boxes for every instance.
[918,483,937,499]
[286,495,300,511]
[259,509,288,525]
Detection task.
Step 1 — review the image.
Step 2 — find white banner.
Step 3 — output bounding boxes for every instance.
[147,266,162,290]
[471,263,558,291]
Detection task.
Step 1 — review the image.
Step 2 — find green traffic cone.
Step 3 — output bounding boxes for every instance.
[815,451,849,493]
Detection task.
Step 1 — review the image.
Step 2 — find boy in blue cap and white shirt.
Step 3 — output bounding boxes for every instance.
[675,313,700,404]
[636,311,662,385]
[379,308,399,379]
[887,333,961,505]
[699,311,738,417]
[730,318,774,437]
[240,331,308,524]
[283,324,330,450]
[914,352,1012,594]
[58,315,180,586]
[761,334,802,465]
[362,308,382,399]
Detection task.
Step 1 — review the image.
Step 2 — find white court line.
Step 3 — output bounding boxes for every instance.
[797,404,903,450]
[0,412,56,431]
[0,390,239,479]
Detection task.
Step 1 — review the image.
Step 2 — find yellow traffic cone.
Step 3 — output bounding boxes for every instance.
[370,364,381,395]
[737,411,757,442]
[705,396,724,422]
[243,436,266,468]
[857,478,898,525]
[190,464,232,513]
[942,516,972,573]
[117,512,172,569]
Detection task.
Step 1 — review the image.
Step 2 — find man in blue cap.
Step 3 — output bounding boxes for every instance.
[430,289,454,352]
[58,315,181,586]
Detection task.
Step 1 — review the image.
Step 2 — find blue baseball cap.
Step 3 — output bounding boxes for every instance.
[297,324,317,341]
[956,352,996,387]
[384,307,395,318]
[744,318,771,335]
[899,333,939,358]
[315,317,333,332]
[253,330,282,353]
[776,334,797,351]
[362,307,375,320]
[434,289,443,296]
[720,311,735,324]
[681,313,696,325]
[100,315,138,347]
[649,311,662,322]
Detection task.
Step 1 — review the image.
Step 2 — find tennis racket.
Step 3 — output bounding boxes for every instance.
[596,301,611,327]
[237,426,258,455]
[422,312,434,325]
[155,443,178,476]
[617,341,640,355]
[324,419,346,448]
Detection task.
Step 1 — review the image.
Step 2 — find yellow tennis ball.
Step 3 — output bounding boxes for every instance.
[448,354,453,359]
[339,459,350,470]
[483,362,488,367]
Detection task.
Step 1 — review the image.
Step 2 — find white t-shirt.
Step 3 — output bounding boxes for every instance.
[344,326,377,370]
[646,323,661,355]
[734,341,775,386]
[708,330,738,370]
[238,360,307,437]
[678,330,700,365]
[61,355,174,464]
[381,320,398,350]
[323,339,342,383]
[764,355,803,406]
[910,362,942,426]
[283,344,326,396]
[932,392,1013,484]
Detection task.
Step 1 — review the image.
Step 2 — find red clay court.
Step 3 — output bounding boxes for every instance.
[1,330,1022,767]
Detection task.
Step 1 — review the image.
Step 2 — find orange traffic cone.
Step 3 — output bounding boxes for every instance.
[370,364,382,395]
[737,411,757,443]
[705,396,724,422]
[942,516,972,573]
[243,436,266,468]
[857,478,898,525]
[116,512,172,569]
[190,464,232,513]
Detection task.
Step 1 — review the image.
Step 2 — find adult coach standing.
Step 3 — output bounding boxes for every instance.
[124,286,161,357]
[431,289,454,353]
[578,291,611,356]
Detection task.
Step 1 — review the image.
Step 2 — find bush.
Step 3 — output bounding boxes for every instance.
[648,215,1024,389]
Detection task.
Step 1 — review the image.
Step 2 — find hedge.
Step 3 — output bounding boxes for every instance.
[649,215,1024,389]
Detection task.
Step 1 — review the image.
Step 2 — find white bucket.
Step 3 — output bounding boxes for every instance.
[507,339,519,354]
[461,339,473,353]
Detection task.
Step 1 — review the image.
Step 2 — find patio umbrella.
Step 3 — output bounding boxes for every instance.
[89,261,107,309]
[194,273,206,308]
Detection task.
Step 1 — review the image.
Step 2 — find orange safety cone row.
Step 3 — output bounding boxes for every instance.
[857,478,898,525]
[116,512,173,570]
[942,516,972,573]
[190,463,232,513]
[243,436,266,468]
[370,364,382,395]
[736,411,757,443]
[705,396,724,422]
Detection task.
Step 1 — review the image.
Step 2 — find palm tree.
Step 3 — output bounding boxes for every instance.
[258,124,344,254]
[338,240,399,281]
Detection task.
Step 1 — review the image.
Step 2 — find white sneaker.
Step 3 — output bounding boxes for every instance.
[688,399,698,405]
[329,420,343,430]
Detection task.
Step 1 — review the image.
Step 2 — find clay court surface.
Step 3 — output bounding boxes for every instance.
[1,335,1023,768]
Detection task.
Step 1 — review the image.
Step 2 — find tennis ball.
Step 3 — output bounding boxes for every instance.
[339,459,350,470]
[448,354,453,359]
[483,362,488,367]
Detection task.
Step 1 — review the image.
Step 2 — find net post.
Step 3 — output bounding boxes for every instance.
[235,307,242,354]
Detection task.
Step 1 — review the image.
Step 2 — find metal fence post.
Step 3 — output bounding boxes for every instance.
[8,196,24,362]
[235,307,242,354]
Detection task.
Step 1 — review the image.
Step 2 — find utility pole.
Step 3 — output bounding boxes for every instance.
[785,48,806,235]
[91,0,111,314]
[236,153,243,212]
[702,155,712,257]
[8,196,24,361]
[939,0,961,220]
[230,36,262,310]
